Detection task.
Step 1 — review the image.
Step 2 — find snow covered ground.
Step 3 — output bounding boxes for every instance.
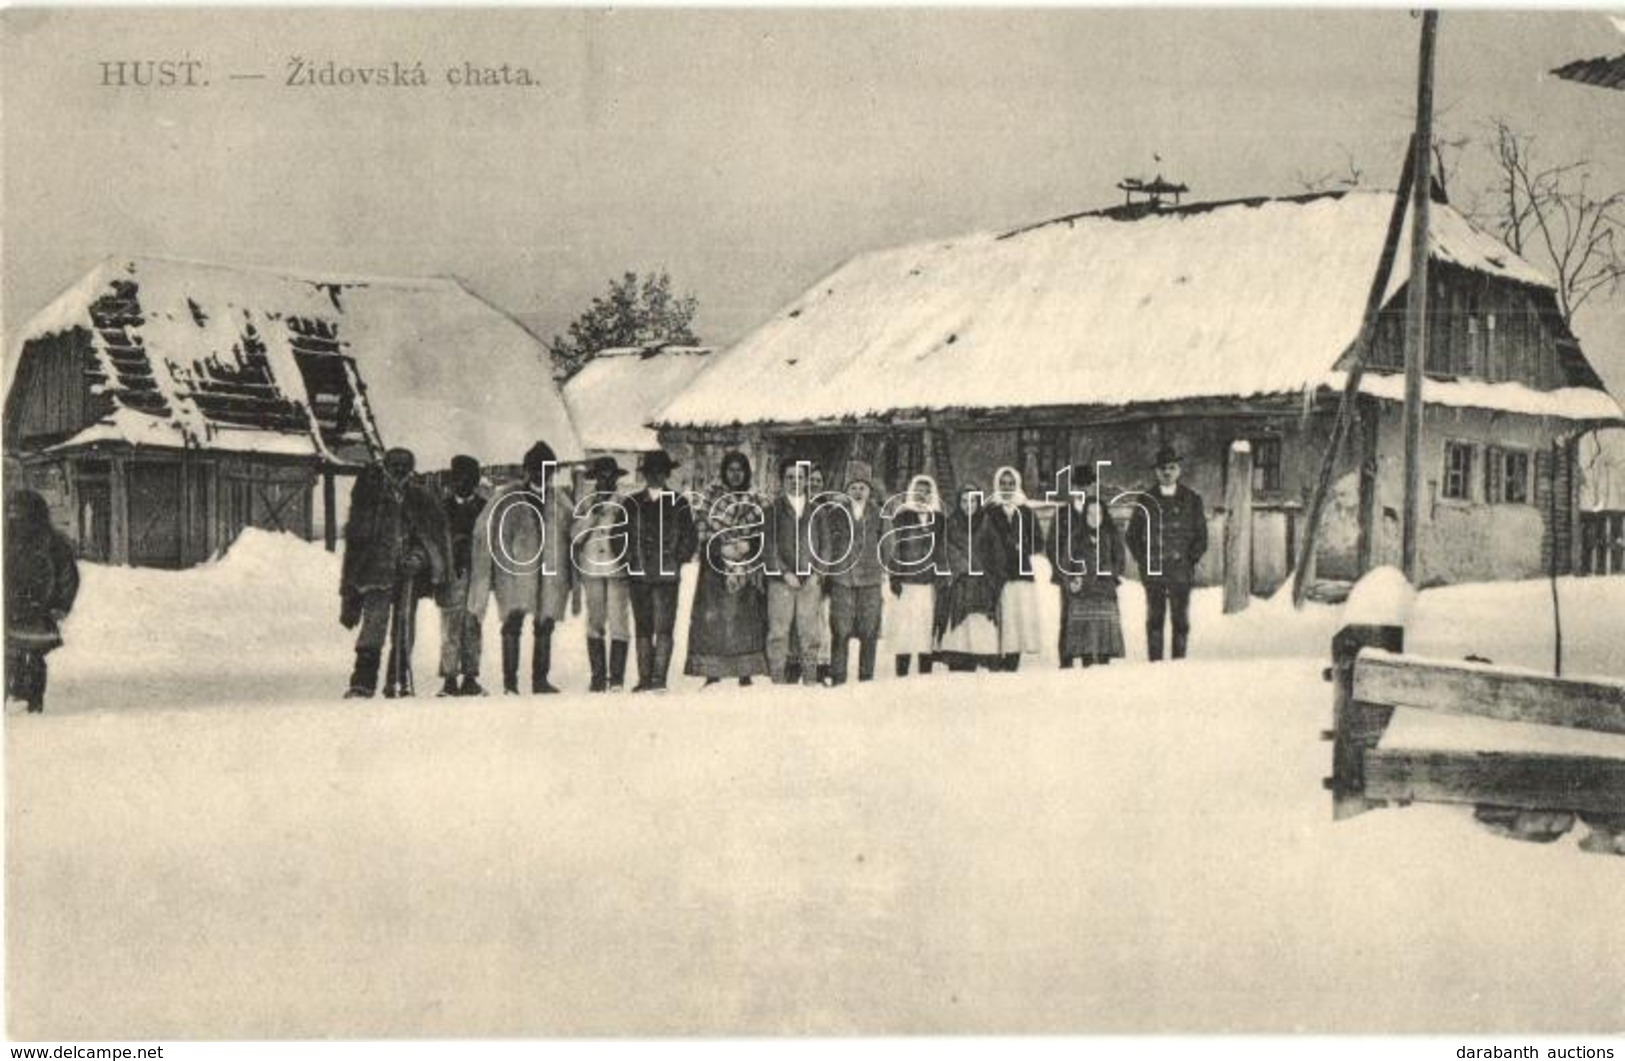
[6,531,1624,1038]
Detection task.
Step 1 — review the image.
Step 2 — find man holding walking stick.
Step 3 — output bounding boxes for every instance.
[340,446,451,698]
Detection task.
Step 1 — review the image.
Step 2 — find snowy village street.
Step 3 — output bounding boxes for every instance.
[7,532,1624,1038]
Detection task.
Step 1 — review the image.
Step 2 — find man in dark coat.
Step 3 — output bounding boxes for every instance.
[624,450,698,692]
[5,489,80,714]
[1125,445,1208,661]
[340,447,451,698]
[436,455,487,697]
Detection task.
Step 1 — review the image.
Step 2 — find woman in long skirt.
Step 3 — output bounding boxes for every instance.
[985,466,1044,671]
[935,482,1004,671]
[684,451,770,685]
[1049,485,1127,668]
[885,474,943,677]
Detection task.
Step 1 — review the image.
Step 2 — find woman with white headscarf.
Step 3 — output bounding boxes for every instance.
[884,473,944,677]
[985,465,1044,671]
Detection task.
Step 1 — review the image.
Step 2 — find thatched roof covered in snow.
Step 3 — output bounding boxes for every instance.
[4,256,582,471]
[655,191,1623,430]
[563,346,714,453]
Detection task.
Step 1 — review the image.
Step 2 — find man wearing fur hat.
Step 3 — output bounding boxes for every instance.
[340,446,452,698]
[624,449,698,692]
[824,461,890,685]
[1126,444,1208,661]
[436,455,488,697]
[467,440,575,694]
[573,455,634,693]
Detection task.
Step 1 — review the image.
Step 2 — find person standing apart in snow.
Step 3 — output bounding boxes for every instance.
[764,456,829,686]
[885,473,943,678]
[624,450,698,693]
[985,466,1044,672]
[1048,466,1127,668]
[935,482,1004,673]
[685,451,770,688]
[824,461,890,686]
[467,441,575,695]
[436,455,488,697]
[340,447,451,699]
[572,456,634,693]
[4,490,80,714]
[1126,445,1208,661]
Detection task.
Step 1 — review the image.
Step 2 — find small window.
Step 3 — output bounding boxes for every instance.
[1484,446,1531,504]
[1502,450,1530,504]
[1443,441,1474,501]
[1017,427,1070,495]
[1250,437,1283,494]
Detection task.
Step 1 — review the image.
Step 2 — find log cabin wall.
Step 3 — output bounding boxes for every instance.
[1362,263,1572,390]
[3,331,102,451]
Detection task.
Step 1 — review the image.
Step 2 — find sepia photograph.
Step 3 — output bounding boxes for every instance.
[2,3,1623,1048]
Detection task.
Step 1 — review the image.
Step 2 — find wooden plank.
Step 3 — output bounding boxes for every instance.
[1354,649,1625,735]
[109,455,130,566]
[1224,441,1252,613]
[1364,749,1625,816]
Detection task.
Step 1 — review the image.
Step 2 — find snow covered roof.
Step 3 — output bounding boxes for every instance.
[563,346,715,453]
[5,256,582,470]
[656,191,1617,429]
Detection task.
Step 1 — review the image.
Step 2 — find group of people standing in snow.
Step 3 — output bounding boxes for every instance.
[330,437,1208,701]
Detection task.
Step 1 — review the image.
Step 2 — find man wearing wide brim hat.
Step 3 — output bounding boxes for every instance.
[1125,444,1208,661]
[624,449,698,691]
[573,454,634,692]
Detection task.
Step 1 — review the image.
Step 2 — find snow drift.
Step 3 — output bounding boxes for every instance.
[7,531,1623,1038]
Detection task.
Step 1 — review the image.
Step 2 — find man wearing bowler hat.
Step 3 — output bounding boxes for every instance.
[624,449,698,692]
[573,455,634,692]
[1126,444,1208,661]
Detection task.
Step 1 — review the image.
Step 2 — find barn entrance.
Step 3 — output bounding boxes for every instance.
[128,461,185,569]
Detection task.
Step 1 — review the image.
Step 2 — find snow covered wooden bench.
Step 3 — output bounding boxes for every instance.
[1325,623,1625,853]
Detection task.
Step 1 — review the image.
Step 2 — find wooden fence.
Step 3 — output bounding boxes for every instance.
[1324,622,1625,853]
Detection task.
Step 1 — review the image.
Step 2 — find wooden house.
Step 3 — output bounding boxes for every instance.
[3,256,582,568]
[562,345,714,491]
[653,191,1625,590]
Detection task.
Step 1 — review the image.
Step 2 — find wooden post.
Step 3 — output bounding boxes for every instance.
[1326,623,1406,820]
[1355,402,1380,576]
[1549,437,1564,677]
[322,467,338,553]
[1224,441,1254,614]
[1401,10,1438,584]
[1291,139,1416,608]
[109,453,130,566]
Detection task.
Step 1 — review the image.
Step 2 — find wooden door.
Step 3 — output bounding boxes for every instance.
[128,461,185,568]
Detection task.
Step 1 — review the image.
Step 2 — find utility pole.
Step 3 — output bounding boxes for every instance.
[1401,10,1438,584]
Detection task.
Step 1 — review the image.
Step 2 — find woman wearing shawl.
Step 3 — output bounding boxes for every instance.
[1047,467,1127,668]
[934,481,1004,672]
[5,490,80,714]
[884,473,944,677]
[684,451,770,685]
[985,466,1044,671]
